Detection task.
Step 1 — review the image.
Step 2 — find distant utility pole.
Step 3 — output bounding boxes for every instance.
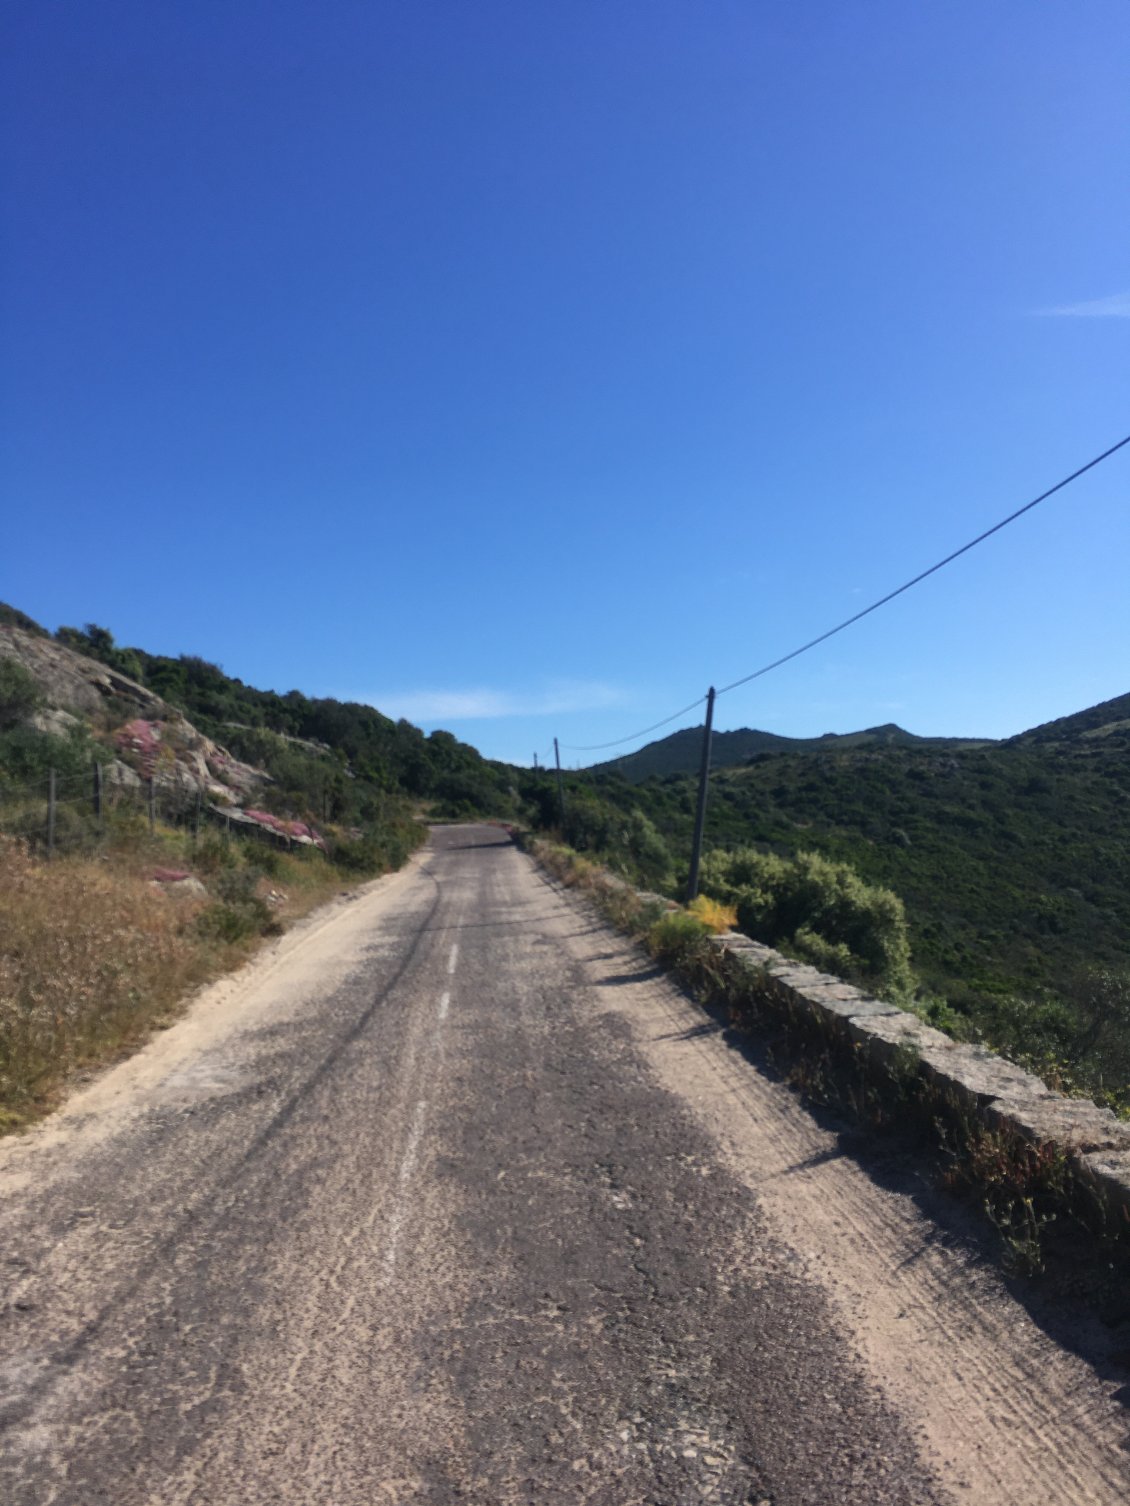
[553,737,566,828]
[686,687,716,903]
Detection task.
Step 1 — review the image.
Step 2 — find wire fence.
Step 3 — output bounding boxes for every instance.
[0,762,311,859]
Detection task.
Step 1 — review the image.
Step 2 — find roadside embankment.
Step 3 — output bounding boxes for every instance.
[0,820,424,1132]
[523,835,1130,1284]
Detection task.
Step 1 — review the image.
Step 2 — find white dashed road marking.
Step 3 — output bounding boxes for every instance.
[381,1098,428,1283]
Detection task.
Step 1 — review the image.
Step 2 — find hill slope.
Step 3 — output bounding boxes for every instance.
[582,692,1130,1011]
[0,610,519,832]
[597,720,993,783]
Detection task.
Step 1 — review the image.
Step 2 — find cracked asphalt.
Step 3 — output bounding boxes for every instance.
[0,825,1119,1503]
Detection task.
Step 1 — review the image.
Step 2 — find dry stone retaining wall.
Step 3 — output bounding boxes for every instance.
[707,927,1130,1223]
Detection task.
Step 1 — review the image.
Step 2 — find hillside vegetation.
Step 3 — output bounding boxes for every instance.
[0,607,520,827]
[543,692,1130,1112]
[596,719,993,783]
[0,604,519,1128]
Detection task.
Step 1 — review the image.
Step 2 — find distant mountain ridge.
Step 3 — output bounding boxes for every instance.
[1007,690,1130,746]
[596,720,995,783]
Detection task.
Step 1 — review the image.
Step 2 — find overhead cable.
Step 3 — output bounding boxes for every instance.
[561,430,1129,754]
[715,432,1130,698]
[561,694,708,753]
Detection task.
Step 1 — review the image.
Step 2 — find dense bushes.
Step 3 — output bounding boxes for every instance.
[557,795,674,890]
[0,723,106,790]
[700,846,914,999]
[0,660,39,729]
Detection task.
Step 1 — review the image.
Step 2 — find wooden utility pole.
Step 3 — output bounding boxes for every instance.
[93,760,104,832]
[686,687,716,903]
[553,738,566,828]
[47,768,56,858]
[148,776,156,833]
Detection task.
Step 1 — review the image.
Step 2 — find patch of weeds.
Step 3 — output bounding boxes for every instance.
[647,909,711,963]
[687,894,738,934]
[936,1110,1068,1275]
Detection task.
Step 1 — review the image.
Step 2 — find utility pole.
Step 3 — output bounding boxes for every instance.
[553,737,566,829]
[686,687,716,903]
[47,768,56,859]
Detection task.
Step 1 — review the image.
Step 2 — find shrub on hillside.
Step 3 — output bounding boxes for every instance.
[0,660,40,730]
[700,846,914,998]
[0,724,103,787]
[614,810,673,890]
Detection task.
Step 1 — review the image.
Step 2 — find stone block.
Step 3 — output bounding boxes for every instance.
[990,1096,1130,1153]
[917,1042,1054,1108]
[846,1010,951,1067]
[804,991,903,1024]
[1078,1149,1130,1224]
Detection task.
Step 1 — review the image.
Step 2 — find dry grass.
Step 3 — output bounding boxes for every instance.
[688,894,739,934]
[0,834,361,1132]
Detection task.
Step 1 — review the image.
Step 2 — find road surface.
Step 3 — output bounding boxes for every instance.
[1,825,1126,1503]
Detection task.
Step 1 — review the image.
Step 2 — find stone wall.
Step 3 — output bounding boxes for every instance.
[708,928,1130,1223]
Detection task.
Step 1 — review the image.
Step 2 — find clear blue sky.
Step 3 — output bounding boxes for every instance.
[3,1,1127,766]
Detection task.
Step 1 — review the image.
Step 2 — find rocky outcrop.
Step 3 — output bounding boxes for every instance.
[0,627,266,806]
[0,627,162,720]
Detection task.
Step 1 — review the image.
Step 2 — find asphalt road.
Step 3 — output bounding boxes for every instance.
[1,826,1126,1504]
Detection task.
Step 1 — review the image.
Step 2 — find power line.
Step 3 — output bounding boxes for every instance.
[561,693,708,754]
[560,430,1129,754]
[715,431,1130,698]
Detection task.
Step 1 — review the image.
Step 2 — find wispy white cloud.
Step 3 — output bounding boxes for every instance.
[1035,290,1130,319]
[366,680,624,723]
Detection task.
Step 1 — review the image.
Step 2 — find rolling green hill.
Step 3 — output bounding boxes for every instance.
[577,694,1130,1008]
[596,720,993,783]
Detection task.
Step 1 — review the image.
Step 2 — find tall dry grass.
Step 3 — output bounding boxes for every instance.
[0,834,363,1130]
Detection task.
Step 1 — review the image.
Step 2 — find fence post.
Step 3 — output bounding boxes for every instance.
[553,737,566,829]
[47,768,57,858]
[686,686,716,903]
[148,776,156,833]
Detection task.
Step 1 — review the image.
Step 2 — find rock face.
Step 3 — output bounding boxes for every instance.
[0,627,161,720]
[0,627,266,807]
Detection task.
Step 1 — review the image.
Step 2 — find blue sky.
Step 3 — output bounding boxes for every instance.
[2,1,1127,766]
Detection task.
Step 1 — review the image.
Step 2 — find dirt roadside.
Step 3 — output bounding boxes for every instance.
[0,852,426,1199]
[537,861,1130,1504]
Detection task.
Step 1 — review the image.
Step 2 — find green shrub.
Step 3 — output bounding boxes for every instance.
[195,898,273,943]
[702,846,914,998]
[196,869,273,941]
[0,723,101,785]
[647,909,711,964]
[0,659,39,729]
[617,810,673,889]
